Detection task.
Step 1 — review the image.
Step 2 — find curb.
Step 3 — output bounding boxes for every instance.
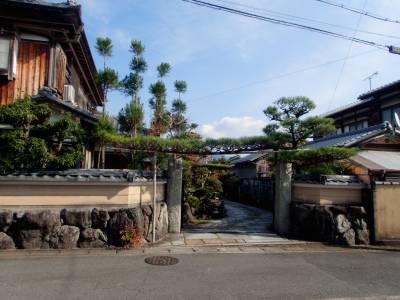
[351,245,400,252]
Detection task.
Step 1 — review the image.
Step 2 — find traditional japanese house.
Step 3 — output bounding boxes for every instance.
[0,0,103,168]
[323,80,400,134]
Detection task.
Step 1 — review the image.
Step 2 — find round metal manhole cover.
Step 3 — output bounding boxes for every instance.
[144,256,179,266]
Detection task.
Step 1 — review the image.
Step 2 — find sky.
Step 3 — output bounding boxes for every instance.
[63,0,400,138]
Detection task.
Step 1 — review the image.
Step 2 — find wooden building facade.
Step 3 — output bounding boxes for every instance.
[0,0,102,117]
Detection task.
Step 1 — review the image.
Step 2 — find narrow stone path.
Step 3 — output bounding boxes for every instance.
[165,200,297,246]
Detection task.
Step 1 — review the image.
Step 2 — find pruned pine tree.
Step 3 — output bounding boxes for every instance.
[168,80,193,138]
[95,37,118,168]
[263,96,336,149]
[149,63,171,136]
[119,39,147,136]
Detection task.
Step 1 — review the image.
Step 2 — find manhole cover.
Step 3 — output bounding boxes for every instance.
[144,256,179,266]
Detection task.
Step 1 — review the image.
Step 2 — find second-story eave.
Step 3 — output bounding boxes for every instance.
[321,97,376,119]
[32,87,99,125]
[358,79,400,101]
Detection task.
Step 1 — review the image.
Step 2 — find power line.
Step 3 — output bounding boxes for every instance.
[313,0,400,24]
[189,47,384,103]
[211,0,400,40]
[182,0,389,50]
[328,0,368,110]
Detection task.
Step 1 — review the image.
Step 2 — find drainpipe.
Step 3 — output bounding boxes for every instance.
[152,153,157,243]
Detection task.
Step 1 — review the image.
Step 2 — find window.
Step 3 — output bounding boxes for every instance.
[0,37,18,80]
[336,128,342,135]
[0,38,11,71]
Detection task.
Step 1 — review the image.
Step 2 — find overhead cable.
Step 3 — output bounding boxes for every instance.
[314,0,400,24]
[182,0,390,50]
[211,0,400,40]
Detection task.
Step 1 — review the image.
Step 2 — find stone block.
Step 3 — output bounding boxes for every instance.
[61,209,91,229]
[0,232,15,249]
[21,210,60,233]
[49,225,80,249]
[91,208,109,231]
[79,228,107,248]
[0,210,13,232]
[18,230,43,249]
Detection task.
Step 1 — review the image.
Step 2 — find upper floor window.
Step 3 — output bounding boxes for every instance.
[0,36,18,80]
[0,38,11,72]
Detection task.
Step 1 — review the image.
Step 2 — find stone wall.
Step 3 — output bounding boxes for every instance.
[291,203,370,246]
[0,202,168,250]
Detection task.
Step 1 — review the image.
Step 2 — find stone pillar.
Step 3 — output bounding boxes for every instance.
[274,162,292,235]
[166,157,183,234]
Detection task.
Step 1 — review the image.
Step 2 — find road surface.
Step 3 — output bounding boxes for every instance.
[1,250,399,299]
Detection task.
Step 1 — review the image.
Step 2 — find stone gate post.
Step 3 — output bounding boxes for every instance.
[274,162,292,235]
[166,157,183,234]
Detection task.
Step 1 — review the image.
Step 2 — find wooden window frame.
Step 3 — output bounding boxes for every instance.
[0,34,18,80]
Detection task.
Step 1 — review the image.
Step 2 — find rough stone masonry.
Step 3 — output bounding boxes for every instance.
[0,202,169,250]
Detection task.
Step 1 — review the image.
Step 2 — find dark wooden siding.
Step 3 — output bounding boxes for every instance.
[0,40,49,105]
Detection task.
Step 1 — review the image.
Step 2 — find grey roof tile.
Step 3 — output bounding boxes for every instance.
[0,169,166,183]
[305,123,389,148]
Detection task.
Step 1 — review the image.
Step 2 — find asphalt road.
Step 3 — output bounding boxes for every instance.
[0,250,400,299]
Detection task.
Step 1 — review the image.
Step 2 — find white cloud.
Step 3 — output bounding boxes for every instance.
[198,116,266,138]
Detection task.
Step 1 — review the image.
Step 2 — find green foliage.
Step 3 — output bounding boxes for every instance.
[130,39,145,56]
[174,80,187,94]
[95,37,113,59]
[120,73,143,97]
[119,39,147,137]
[275,147,359,165]
[298,161,353,176]
[0,99,84,173]
[183,158,226,216]
[149,80,169,136]
[92,115,115,142]
[263,96,336,149]
[118,101,144,136]
[157,62,171,78]
[274,147,359,175]
[0,98,51,134]
[105,133,279,154]
[96,68,119,95]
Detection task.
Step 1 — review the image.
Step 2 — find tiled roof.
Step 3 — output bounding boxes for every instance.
[6,0,76,8]
[230,152,268,165]
[358,79,400,100]
[0,169,166,183]
[305,123,390,148]
[33,88,99,124]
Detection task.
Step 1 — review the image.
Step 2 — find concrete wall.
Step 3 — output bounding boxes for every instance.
[373,182,400,242]
[0,181,166,207]
[292,183,363,206]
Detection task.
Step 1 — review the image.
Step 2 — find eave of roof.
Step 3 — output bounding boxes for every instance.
[305,123,391,148]
[32,88,99,125]
[321,97,376,118]
[358,79,400,100]
[350,150,400,172]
